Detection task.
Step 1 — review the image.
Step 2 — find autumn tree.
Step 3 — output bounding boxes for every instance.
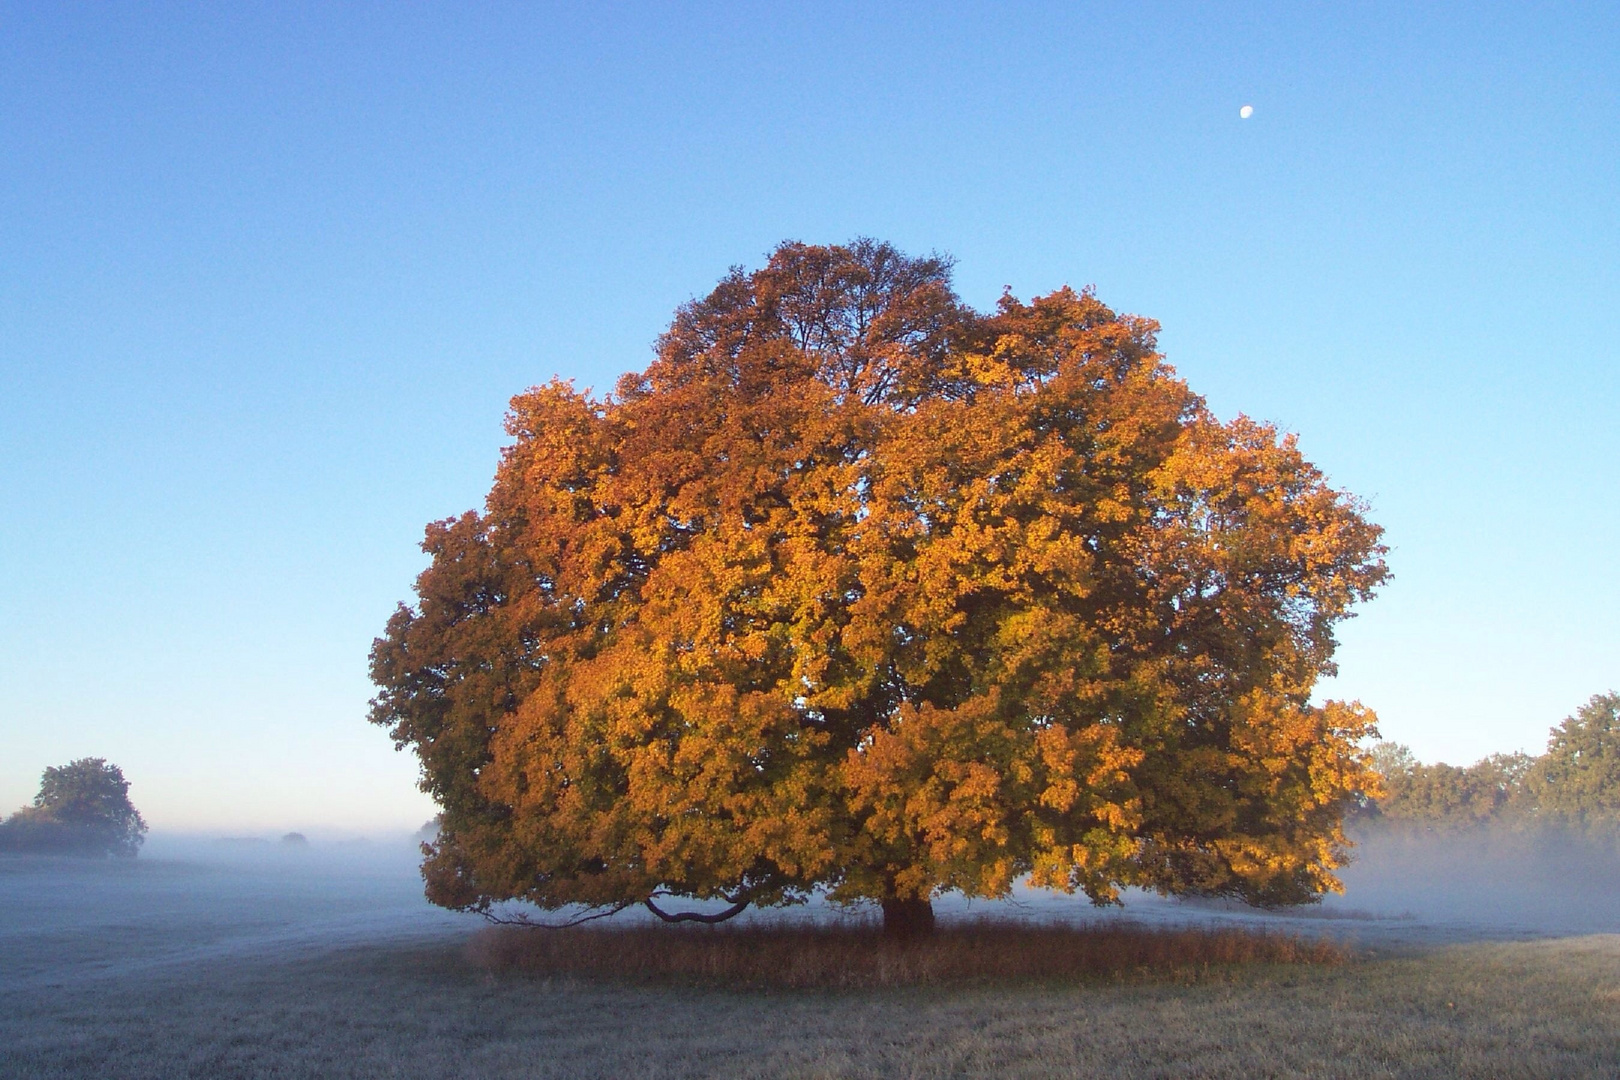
[0,758,149,857]
[370,239,1388,936]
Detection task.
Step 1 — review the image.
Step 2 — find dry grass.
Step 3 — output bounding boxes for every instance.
[468,919,1347,989]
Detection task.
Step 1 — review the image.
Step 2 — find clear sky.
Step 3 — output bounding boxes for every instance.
[2,2,1616,833]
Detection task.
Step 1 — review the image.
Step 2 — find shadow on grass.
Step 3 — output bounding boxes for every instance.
[468,919,1349,990]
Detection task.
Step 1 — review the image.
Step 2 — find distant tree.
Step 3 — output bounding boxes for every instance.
[1526,693,1620,830]
[0,758,148,857]
[1363,746,1413,820]
[1369,742,1531,828]
[370,240,1389,935]
[281,832,310,846]
[1367,742,1419,794]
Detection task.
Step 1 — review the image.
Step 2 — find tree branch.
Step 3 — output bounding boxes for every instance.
[643,897,750,924]
[479,901,634,929]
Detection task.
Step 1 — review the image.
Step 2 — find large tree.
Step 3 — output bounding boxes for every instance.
[370,240,1388,935]
[0,758,149,857]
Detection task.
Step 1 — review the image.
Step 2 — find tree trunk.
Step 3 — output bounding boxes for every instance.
[881,897,936,939]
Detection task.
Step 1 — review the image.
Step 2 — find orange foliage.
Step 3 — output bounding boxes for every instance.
[369,240,1387,921]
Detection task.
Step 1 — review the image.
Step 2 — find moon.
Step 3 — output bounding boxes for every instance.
[1239,105,1254,119]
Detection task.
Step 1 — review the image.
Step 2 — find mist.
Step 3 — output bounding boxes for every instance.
[1322,823,1620,940]
[0,830,470,994]
[9,818,1615,1003]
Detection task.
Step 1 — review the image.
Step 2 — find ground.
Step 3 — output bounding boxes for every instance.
[2,832,1618,1078]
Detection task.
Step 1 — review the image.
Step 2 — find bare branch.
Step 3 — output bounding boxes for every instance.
[479,901,634,930]
[643,897,750,924]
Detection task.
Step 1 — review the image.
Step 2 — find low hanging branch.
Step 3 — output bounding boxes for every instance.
[478,895,752,929]
[643,898,751,924]
[479,901,634,930]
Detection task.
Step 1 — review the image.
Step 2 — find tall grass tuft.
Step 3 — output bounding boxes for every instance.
[469,919,1348,989]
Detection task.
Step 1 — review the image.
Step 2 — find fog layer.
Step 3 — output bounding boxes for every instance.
[0,834,470,991]
[5,824,1617,993]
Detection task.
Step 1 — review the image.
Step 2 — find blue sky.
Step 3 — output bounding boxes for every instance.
[2,2,1616,832]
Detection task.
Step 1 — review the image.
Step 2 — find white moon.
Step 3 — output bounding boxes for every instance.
[1239,105,1254,119]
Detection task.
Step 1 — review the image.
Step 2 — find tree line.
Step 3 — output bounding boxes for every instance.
[1366,692,1620,831]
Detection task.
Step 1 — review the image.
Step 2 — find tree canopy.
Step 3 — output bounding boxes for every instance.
[1527,693,1620,827]
[0,758,148,857]
[370,239,1389,932]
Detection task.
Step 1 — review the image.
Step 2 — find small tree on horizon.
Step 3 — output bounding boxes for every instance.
[0,758,149,857]
[369,240,1388,936]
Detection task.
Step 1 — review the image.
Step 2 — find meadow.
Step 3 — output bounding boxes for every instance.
[3,832,1618,1079]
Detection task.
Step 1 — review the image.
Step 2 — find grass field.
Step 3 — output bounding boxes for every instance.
[3,838,1619,1078]
[7,931,1620,1078]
